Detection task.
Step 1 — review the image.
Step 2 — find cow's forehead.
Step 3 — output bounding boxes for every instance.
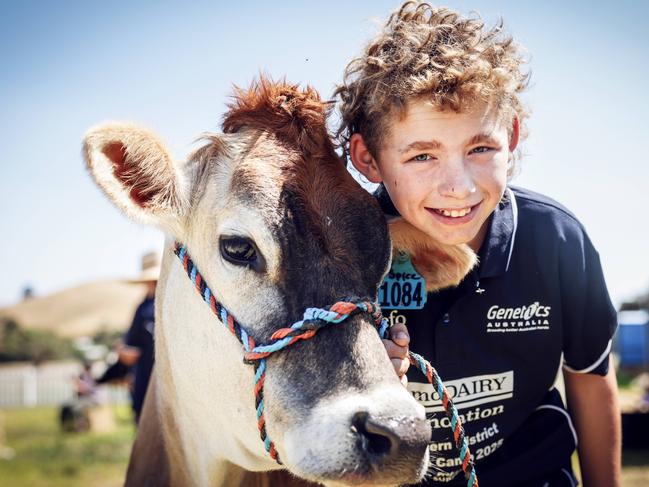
[231,130,381,236]
[228,132,293,218]
[228,130,355,231]
[201,129,390,321]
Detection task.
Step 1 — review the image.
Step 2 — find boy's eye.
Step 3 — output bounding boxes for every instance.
[411,154,432,162]
[470,146,492,154]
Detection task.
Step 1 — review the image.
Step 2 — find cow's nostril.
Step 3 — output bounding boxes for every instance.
[351,411,397,458]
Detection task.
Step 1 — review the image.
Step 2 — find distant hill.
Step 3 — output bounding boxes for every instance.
[0,280,148,338]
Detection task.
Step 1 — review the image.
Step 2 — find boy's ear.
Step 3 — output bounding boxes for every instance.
[349,133,383,184]
[509,116,520,152]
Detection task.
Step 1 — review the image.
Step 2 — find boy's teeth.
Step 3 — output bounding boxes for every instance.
[436,207,471,218]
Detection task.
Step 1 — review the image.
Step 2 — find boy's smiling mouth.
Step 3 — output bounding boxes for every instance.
[426,202,481,224]
[433,207,472,217]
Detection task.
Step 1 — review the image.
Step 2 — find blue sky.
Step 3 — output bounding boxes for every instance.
[1,0,648,307]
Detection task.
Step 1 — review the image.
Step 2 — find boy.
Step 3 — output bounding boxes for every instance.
[336,2,621,486]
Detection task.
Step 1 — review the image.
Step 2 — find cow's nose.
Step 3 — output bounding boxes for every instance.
[351,411,430,461]
[352,411,396,458]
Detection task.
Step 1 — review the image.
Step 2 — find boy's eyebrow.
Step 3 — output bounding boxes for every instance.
[466,133,500,146]
[398,133,501,153]
[398,140,442,153]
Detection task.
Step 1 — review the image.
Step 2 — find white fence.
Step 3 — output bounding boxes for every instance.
[0,361,129,408]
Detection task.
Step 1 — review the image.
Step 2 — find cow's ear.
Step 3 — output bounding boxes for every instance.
[83,122,190,236]
[388,219,477,291]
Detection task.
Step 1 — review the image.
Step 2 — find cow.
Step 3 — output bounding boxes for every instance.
[83,78,475,486]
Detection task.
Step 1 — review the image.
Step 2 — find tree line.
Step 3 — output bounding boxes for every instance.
[0,319,121,364]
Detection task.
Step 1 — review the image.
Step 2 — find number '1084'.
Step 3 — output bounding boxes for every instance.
[378,280,424,309]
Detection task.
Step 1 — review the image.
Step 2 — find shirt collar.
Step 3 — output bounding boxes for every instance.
[374,184,400,219]
[477,187,518,278]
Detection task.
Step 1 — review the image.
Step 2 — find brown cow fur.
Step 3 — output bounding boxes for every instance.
[389,218,477,291]
[239,470,321,487]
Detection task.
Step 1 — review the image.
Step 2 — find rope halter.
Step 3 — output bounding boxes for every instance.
[174,242,478,487]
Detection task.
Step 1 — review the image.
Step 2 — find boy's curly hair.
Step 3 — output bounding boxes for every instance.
[335,1,530,169]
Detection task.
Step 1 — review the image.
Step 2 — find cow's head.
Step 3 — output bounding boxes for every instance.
[83,79,472,486]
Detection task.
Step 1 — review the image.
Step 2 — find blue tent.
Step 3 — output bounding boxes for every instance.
[616,310,649,368]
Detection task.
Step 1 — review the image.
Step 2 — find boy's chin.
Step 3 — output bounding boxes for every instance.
[419,225,480,249]
[421,216,488,252]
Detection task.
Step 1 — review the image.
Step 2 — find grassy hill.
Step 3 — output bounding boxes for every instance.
[0,281,147,338]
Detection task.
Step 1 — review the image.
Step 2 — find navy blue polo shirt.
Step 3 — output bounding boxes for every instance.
[124,296,155,420]
[378,186,617,486]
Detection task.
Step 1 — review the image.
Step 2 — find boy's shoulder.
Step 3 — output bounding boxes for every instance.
[510,185,576,219]
[509,185,586,238]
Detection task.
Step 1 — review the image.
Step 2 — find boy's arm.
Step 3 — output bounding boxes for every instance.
[563,356,621,487]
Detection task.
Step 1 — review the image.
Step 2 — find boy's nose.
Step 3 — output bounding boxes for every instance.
[437,159,475,199]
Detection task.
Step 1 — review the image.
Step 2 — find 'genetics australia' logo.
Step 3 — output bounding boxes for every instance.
[486,301,551,333]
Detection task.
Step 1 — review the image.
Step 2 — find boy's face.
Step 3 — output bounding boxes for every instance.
[351,101,517,251]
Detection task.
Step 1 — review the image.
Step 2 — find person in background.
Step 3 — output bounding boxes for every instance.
[74,361,98,401]
[119,251,160,423]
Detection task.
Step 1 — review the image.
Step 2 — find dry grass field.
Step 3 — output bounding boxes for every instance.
[0,280,147,338]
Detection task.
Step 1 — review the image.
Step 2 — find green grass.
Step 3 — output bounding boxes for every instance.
[0,405,134,487]
[1,405,647,486]
[617,369,642,389]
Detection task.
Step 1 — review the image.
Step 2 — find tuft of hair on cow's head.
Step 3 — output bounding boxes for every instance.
[222,77,335,160]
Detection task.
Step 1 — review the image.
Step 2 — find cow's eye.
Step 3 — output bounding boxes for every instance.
[219,236,264,271]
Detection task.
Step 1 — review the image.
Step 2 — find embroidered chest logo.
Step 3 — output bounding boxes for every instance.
[486,301,551,333]
[379,252,427,310]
